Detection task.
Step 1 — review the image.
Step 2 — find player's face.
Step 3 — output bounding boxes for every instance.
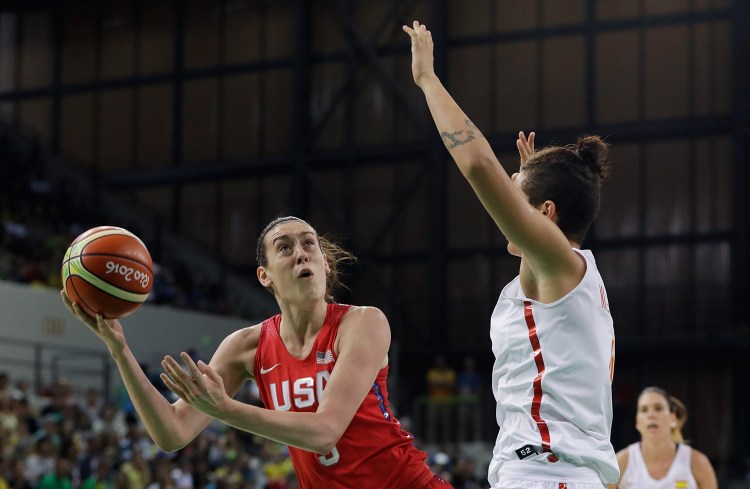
[635,392,676,440]
[259,220,330,303]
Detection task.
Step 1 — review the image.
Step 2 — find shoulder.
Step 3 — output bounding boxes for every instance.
[689,447,717,489]
[689,447,714,474]
[340,305,389,329]
[212,323,263,367]
[337,306,391,350]
[615,445,631,474]
[222,323,264,351]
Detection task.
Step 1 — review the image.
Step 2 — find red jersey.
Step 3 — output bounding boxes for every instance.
[253,303,435,489]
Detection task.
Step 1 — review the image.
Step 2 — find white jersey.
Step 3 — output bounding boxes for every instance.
[488,249,618,486]
[618,443,697,489]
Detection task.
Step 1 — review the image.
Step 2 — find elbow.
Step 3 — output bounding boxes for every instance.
[153,440,185,454]
[462,154,495,180]
[312,421,345,455]
[151,434,189,454]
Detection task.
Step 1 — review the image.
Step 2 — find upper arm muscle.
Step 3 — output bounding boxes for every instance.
[314,307,390,438]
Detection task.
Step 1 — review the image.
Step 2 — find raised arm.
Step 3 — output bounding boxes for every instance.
[61,291,253,452]
[403,21,578,277]
[161,306,390,455]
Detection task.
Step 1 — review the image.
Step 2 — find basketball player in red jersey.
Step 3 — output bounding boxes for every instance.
[61,216,452,489]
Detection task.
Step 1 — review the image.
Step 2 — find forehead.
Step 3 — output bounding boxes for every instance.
[638,392,668,407]
[266,220,317,242]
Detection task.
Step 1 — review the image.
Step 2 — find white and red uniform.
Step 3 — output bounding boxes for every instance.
[618,443,697,489]
[488,249,619,487]
[253,303,439,489]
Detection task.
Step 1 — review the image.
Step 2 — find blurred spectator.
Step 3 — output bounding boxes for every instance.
[81,454,115,489]
[456,356,483,442]
[37,458,73,489]
[427,451,453,485]
[262,446,293,489]
[24,437,56,485]
[78,390,102,426]
[91,405,125,438]
[425,355,456,444]
[119,450,152,489]
[6,459,32,489]
[450,457,483,489]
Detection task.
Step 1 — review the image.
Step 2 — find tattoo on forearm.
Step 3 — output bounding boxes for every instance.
[440,119,484,150]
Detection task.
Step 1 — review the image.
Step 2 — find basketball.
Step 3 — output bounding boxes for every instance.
[61,226,154,319]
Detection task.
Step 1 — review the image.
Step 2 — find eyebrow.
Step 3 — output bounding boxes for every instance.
[271,231,316,246]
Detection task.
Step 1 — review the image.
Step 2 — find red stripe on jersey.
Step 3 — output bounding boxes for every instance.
[523,301,552,453]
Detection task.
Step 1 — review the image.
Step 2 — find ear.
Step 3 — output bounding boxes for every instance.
[541,200,558,223]
[669,412,678,428]
[323,254,331,276]
[257,266,273,288]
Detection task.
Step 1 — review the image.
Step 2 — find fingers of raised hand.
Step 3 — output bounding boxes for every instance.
[403,21,431,39]
[517,131,536,164]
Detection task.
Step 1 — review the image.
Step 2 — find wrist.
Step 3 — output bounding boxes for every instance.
[417,72,439,89]
[215,397,243,425]
[110,344,130,362]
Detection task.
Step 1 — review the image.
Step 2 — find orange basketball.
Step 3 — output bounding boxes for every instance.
[61,226,154,319]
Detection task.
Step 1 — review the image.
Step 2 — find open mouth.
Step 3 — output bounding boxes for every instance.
[298,269,313,278]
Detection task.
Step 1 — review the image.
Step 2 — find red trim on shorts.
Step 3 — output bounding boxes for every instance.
[523,301,552,453]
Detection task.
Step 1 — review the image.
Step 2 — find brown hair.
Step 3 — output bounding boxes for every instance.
[640,386,688,443]
[255,216,356,302]
[521,135,610,243]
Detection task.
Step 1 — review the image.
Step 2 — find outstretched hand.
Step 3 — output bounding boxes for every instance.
[60,290,126,354]
[516,131,535,167]
[161,352,229,418]
[402,20,435,87]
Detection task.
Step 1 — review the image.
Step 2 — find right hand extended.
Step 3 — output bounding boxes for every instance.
[403,20,436,87]
[60,290,127,354]
[516,131,535,168]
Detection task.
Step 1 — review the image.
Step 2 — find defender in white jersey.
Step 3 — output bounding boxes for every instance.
[490,248,617,486]
[405,20,618,488]
[615,387,717,489]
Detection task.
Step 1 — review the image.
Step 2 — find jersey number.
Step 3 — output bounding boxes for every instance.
[318,446,340,466]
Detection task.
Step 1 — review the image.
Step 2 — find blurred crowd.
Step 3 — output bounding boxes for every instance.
[0,370,299,489]
[0,370,488,489]
[0,142,239,317]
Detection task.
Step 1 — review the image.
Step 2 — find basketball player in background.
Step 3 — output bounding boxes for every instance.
[62,216,453,489]
[405,20,618,488]
[614,386,717,489]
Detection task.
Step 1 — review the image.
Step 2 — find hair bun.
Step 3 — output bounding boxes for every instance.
[574,135,610,182]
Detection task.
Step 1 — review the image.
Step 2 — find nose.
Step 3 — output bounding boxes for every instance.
[295,244,309,264]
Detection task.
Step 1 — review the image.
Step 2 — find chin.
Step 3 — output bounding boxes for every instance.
[507,242,522,257]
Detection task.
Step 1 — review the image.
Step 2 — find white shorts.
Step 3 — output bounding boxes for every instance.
[492,482,605,489]
[490,460,606,489]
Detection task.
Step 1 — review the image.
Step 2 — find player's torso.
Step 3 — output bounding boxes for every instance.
[488,249,618,485]
[253,303,433,489]
[620,443,697,489]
